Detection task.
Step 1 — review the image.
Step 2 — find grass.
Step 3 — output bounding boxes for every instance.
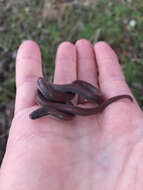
[0,0,143,108]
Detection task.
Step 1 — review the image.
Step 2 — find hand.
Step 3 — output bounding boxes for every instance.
[0,39,143,190]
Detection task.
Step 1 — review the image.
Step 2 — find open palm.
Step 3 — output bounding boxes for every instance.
[0,39,143,190]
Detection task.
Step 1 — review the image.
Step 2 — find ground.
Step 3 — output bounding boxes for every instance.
[0,0,143,165]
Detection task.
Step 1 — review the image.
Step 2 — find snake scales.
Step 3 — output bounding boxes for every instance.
[29,77,133,121]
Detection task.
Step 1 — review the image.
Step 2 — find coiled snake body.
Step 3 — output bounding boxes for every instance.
[29,77,133,121]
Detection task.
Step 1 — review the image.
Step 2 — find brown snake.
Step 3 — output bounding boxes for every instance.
[29,77,133,121]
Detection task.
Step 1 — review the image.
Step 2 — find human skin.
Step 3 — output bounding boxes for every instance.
[0,39,143,190]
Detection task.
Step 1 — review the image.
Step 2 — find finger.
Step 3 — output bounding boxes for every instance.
[75,39,98,87]
[54,42,77,84]
[15,40,42,114]
[94,42,133,99]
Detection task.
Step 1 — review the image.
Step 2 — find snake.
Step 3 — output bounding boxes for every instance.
[29,77,133,121]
